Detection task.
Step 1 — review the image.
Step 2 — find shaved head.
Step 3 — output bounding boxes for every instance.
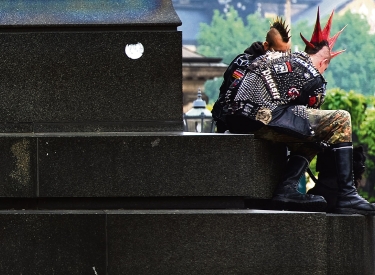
[262,17,291,53]
[267,26,289,44]
[264,28,291,53]
[310,45,331,74]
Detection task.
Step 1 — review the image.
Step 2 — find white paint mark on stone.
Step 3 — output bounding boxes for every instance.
[92,266,98,275]
[125,42,144,59]
[151,138,161,147]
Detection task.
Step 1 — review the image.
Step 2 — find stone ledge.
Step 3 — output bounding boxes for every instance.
[0,133,286,198]
[0,210,372,275]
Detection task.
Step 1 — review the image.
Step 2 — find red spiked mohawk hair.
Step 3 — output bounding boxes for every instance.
[300,7,346,58]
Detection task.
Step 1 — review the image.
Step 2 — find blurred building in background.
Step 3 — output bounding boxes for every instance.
[182,47,227,113]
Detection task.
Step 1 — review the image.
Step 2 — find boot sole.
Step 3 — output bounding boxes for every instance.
[334,208,375,216]
[272,199,327,212]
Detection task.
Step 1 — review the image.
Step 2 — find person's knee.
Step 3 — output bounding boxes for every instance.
[338,110,351,121]
[332,110,351,128]
[341,110,351,127]
[329,110,352,143]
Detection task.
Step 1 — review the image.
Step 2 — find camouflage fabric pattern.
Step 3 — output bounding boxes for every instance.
[308,109,352,144]
[251,109,352,161]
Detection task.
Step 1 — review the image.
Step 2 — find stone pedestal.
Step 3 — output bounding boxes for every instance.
[0,1,373,275]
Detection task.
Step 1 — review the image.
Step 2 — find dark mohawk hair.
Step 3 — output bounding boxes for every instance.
[270,17,291,42]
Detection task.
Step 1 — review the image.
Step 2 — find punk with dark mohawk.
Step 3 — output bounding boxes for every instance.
[212,16,291,133]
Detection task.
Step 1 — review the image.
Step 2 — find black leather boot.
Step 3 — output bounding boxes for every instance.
[332,142,375,215]
[272,155,327,212]
[307,149,338,213]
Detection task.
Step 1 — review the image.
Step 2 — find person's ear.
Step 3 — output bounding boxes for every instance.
[319,58,328,68]
[319,58,330,73]
[263,41,269,51]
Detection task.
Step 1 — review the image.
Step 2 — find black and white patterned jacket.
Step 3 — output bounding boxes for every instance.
[224,51,327,137]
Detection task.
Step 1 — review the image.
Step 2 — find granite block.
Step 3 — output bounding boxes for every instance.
[0,210,106,275]
[31,121,184,133]
[35,132,285,198]
[0,137,37,197]
[0,210,373,275]
[327,214,375,275]
[0,31,182,131]
[0,123,33,133]
[253,140,288,197]
[107,209,327,275]
[0,197,245,210]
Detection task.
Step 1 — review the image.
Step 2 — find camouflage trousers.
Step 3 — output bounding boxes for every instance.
[252,109,352,161]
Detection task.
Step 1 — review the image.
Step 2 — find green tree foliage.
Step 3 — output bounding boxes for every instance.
[203,78,222,104]
[197,7,268,65]
[197,7,269,103]
[359,105,375,200]
[359,100,375,158]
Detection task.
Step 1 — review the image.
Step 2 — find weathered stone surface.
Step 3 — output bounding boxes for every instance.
[327,214,375,275]
[107,209,327,275]
[0,31,182,132]
[35,132,285,198]
[0,133,285,199]
[0,210,106,275]
[0,211,373,275]
[0,0,182,132]
[1,210,326,274]
[0,137,37,197]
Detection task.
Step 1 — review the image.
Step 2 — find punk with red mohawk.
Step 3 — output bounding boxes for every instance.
[300,7,346,58]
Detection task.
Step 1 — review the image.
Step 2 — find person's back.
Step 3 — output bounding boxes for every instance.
[212,18,291,133]
[224,50,327,135]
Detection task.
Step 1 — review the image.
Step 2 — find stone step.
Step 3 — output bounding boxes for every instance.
[0,132,286,201]
[0,209,373,275]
